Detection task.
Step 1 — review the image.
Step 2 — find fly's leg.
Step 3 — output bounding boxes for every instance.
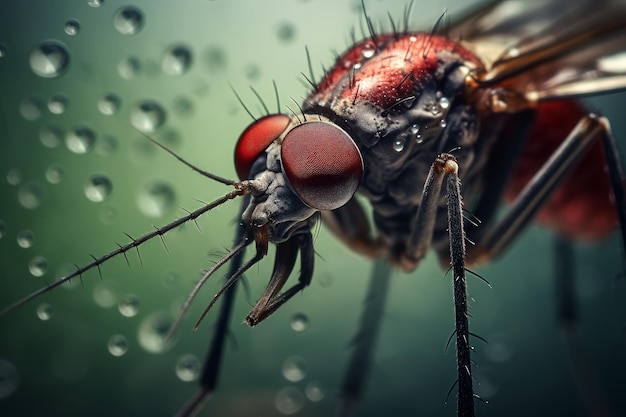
[176,198,249,417]
[468,114,625,263]
[554,237,616,417]
[337,258,392,417]
[464,114,625,416]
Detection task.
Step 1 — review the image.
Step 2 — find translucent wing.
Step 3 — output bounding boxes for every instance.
[445,0,626,100]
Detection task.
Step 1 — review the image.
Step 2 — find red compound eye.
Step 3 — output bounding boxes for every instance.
[281,121,363,210]
[234,114,291,180]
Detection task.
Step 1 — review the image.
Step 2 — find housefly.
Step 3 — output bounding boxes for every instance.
[0,1,625,417]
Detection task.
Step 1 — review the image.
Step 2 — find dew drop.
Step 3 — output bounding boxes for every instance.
[176,354,201,382]
[275,387,304,415]
[97,93,121,115]
[93,281,118,308]
[438,96,450,109]
[410,124,420,135]
[172,96,193,117]
[96,135,118,156]
[138,312,176,353]
[118,56,141,79]
[64,19,80,36]
[40,124,64,148]
[29,40,69,78]
[17,229,35,248]
[0,43,7,58]
[45,165,64,184]
[0,360,19,400]
[290,313,309,332]
[66,126,96,154]
[18,182,43,209]
[162,45,192,76]
[36,303,53,320]
[137,181,175,217]
[393,139,405,152]
[282,356,307,382]
[87,0,104,7]
[305,381,325,402]
[118,294,140,317]
[362,43,375,59]
[84,174,112,202]
[6,169,22,186]
[440,119,447,128]
[29,256,48,277]
[130,100,166,132]
[19,96,44,121]
[114,7,144,36]
[108,335,128,357]
[276,22,296,42]
[48,94,68,114]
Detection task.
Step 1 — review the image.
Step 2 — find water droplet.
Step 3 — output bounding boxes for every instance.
[0,220,6,239]
[29,256,48,277]
[97,93,121,115]
[172,96,193,117]
[0,43,7,58]
[48,94,68,114]
[162,45,192,76]
[362,43,375,59]
[114,7,144,35]
[204,46,227,72]
[290,313,309,332]
[64,19,80,36]
[36,303,52,320]
[276,22,296,42]
[6,169,22,186]
[19,96,44,121]
[410,124,420,135]
[175,354,201,382]
[17,230,35,248]
[440,119,447,128]
[29,40,69,78]
[87,0,104,7]
[84,174,112,202]
[39,125,64,148]
[282,356,307,382]
[438,96,450,109]
[45,165,64,184]
[118,56,141,79]
[93,281,118,308]
[0,360,19,400]
[18,182,43,209]
[393,139,405,152]
[275,387,304,415]
[66,126,96,154]
[138,312,176,353]
[130,100,166,132]
[97,135,118,156]
[305,381,325,402]
[108,335,128,357]
[118,294,140,317]
[137,181,175,217]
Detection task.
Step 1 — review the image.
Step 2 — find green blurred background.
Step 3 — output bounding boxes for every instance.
[0,1,625,416]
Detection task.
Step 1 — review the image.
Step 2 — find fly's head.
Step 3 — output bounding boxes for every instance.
[234,114,364,248]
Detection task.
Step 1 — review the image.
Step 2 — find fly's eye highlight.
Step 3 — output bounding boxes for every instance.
[280,121,363,211]
[234,114,291,180]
